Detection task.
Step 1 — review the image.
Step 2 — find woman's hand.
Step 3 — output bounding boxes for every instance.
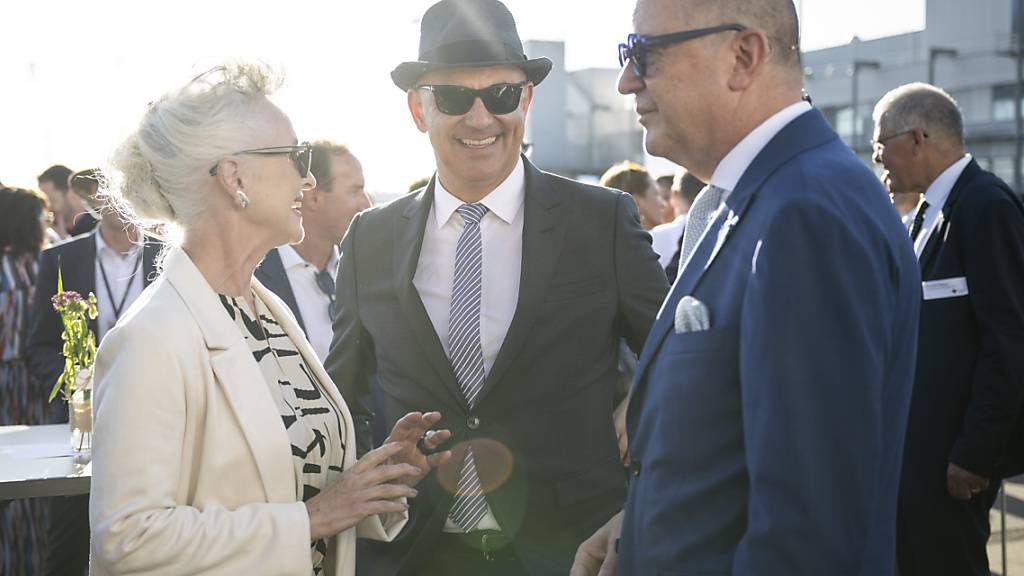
[304,442,419,541]
[613,396,630,467]
[384,411,453,487]
[571,510,623,576]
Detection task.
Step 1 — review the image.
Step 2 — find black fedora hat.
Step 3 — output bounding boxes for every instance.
[391,0,553,91]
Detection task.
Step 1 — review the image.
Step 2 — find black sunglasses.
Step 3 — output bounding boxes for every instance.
[209,142,313,178]
[315,269,338,320]
[417,82,526,116]
[618,24,746,77]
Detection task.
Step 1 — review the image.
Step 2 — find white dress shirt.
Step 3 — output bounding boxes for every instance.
[709,100,813,204]
[672,100,812,282]
[95,230,144,342]
[413,157,525,532]
[650,215,687,267]
[913,154,972,258]
[901,209,916,229]
[278,244,340,361]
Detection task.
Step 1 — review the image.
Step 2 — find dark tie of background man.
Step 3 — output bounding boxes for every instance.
[909,200,930,242]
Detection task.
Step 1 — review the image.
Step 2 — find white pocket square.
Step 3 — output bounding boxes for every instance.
[675,296,711,334]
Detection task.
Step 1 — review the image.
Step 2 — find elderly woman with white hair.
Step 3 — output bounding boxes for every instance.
[88,63,451,576]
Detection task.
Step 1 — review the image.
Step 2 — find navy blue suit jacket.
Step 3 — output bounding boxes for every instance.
[254,247,306,331]
[618,109,921,575]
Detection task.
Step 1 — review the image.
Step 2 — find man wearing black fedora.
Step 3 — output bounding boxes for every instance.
[324,0,668,573]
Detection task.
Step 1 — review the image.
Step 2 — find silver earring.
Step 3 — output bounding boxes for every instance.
[236,190,250,210]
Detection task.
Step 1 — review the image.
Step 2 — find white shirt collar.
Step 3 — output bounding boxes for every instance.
[432,156,526,228]
[95,227,142,259]
[923,154,972,213]
[710,100,813,196]
[278,243,339,272]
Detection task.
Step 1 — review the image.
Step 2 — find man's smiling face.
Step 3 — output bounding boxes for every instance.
[409,65,532,197]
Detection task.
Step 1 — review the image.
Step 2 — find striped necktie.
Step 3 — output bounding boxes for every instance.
[447,203,490,532]
[677,184,727,277]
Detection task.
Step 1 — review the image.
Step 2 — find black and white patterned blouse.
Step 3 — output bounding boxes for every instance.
[220,293,346,576]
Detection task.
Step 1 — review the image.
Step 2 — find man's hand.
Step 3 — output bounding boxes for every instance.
[947,462,990,501]
[571,510,623,576]
[613,397,630,467]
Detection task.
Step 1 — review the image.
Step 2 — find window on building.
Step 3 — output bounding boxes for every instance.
[992,157,1017,185]
[822,106,855,139]
[1015,0,1021,39]
[993,84,1024,122]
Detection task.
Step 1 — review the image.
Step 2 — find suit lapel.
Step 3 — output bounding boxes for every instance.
[476,159,566,404]
[254,248,306,331]
[633,206,735,384]
[632,108,839,388]
[163,247,296,503]
[919,159,979,275]
[79,232,99,336]
[395,182,467,409]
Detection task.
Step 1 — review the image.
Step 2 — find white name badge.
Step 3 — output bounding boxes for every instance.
[922,276,969,301]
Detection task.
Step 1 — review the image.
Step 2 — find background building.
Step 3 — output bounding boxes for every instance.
[525,40,645,179]
[803,0,1022,188]
[524,0,1022,193]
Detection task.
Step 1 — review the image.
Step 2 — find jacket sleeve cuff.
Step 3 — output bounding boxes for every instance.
[950,437,999,479]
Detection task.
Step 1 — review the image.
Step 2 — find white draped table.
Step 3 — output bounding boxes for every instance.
[0,424,91,500]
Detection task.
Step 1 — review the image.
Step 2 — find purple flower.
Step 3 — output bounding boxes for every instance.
[52,290,85,312]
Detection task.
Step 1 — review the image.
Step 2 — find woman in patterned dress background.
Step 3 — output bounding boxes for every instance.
[88,63,451,575]
[0,185,57,574]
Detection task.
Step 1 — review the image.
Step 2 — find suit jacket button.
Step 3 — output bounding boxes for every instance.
[629,460,641,476]
[467,416,481,430]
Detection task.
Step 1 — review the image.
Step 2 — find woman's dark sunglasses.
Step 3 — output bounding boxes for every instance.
[417,82,526,116]
[618,24,746,77]
[208,141,313,178]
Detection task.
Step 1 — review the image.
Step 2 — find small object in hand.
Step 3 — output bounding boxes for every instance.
[417,430,439,455]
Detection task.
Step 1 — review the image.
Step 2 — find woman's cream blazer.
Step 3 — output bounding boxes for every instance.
[89,246,406,575]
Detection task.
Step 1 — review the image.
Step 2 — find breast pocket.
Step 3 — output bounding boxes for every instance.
[661,325,738,357]
[544,276,609,303]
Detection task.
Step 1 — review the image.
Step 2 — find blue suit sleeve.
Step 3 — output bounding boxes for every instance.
[734,199,893,574]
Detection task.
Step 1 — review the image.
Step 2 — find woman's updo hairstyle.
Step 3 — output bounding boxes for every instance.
[108,62,283,227]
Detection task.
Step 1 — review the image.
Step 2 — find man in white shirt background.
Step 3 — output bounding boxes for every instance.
[654,174,675,224]
[256,141,371,361]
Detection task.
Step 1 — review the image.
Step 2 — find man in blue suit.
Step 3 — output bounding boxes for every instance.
[571,0,921,574]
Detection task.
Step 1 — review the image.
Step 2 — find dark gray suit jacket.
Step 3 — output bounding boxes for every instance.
[325,157,668,575]
[254,247,306,331]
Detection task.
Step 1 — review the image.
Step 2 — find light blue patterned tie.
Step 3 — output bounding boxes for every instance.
[447,203,490,532]
[677,184,727,278]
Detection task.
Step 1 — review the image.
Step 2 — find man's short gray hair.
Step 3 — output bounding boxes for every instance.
[873,82,964,147]
[690,0,802,70]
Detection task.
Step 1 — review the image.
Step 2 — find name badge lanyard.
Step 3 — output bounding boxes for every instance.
[97,252,143,321]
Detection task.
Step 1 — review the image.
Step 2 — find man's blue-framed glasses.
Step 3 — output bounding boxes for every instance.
[618,24,746,77]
